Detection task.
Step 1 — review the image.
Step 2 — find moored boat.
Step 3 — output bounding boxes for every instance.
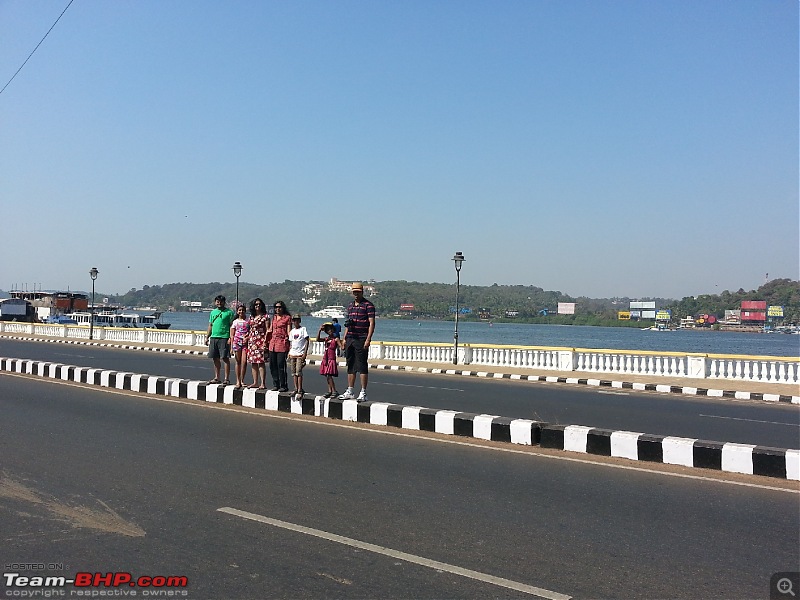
[310,305,347,320]
[62,310,171,328]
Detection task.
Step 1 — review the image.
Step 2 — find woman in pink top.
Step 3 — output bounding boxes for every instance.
[268,300,292,391]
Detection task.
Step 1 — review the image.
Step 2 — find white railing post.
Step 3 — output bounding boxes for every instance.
[558,350,576,372]
[463,344,472,365]
[686,354,708,379]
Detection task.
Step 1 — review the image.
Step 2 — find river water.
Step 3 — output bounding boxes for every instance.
[159,312,799,357]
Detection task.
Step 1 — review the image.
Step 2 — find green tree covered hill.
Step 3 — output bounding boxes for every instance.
[110,278,800,326]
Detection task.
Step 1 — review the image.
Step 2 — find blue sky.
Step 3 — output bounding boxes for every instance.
[2,0,797,299]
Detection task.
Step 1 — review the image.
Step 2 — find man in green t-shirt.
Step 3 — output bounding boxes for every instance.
[205,295,235,384]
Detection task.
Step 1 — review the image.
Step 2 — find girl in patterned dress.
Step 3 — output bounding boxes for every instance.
[317,322,341,398]
[247,298,270,389]
[230,304,250,389]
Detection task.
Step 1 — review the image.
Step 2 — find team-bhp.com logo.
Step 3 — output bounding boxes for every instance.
[4,572,188,596]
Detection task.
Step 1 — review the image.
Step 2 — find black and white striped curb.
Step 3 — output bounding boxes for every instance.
[2,356,798,481]
[2,335,799,403]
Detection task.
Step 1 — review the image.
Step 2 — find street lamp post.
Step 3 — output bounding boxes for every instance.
[452,252,465,364]
[232,261,243,307]
[89,267,99,340]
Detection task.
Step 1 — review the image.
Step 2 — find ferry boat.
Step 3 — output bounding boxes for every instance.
[642,323,674,331]
[310,305,347,320]
[63,310,170,329]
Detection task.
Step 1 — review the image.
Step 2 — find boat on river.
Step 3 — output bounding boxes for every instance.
[63,310,171,329]
[310,305,347,320]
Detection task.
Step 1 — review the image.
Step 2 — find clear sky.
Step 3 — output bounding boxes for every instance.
[2,0,797,299]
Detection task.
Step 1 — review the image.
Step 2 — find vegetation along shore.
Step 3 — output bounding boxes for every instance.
[47,277,799,328]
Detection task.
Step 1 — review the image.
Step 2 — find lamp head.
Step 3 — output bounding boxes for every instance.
[452,252,465,272]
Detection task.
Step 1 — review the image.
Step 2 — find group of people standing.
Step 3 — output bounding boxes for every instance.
[204,281,376,402]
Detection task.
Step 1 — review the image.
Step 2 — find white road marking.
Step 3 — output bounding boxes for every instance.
[375,382,465,392]
[218,507,571,600]
[698,414,800,427]
[598,390,630,396]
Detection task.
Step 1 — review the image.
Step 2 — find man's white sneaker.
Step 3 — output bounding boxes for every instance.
[357,390,368,402]
[338,388,355,400]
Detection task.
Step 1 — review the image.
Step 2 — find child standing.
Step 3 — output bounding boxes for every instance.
[288,315,309,398]
[317,322,340,398]
[230,304,250,389]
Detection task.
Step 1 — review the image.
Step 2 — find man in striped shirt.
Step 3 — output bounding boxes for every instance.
[339,281,376,402]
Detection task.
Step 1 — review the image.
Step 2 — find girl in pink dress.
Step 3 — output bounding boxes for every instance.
[247,298,270,389]
[230,304,250,389]
[317,322,341,398]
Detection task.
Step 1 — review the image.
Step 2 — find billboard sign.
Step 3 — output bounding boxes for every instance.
[618,311,631,320]
[725,309,741,323]
[741,301,767,310]
[767,305,784,317]
[655,310,671,321]
[741,311,766,322]
[630,301,656,310]
[642,310,657,319]
[557,302,576,315]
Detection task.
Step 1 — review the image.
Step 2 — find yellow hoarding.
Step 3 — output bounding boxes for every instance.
[768,305,784,317]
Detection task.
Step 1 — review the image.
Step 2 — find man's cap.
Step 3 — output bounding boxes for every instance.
[322,322,333,328]
[351,282,364,291]
[292,315,302,320]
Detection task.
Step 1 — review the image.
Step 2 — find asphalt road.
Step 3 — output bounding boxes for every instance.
[1,375,798,600]
[0,338,799,449]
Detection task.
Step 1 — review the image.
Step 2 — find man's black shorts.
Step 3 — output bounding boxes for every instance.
[208,337,230,360]
[344,338,369,374]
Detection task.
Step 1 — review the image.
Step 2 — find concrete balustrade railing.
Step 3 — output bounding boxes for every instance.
[706,354,799,384]
[0,322,203,347]
[571,348,690,378]
[1,322,797,385]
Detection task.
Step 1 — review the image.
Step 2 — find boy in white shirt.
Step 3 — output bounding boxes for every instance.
[288,315,309,398]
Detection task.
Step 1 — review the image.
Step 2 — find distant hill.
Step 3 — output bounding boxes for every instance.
[106,279,799,325]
